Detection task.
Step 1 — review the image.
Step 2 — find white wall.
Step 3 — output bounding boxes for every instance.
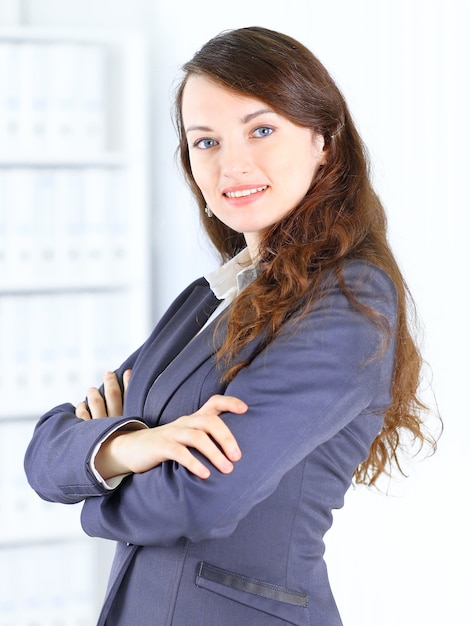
[2,1,469,624]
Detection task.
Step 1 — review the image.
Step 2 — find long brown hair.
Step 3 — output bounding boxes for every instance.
[174,26,437,485]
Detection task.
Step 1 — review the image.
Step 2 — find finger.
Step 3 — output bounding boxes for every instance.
[103,371,124,417]
[75,401,91,421]
[87,386,108,419]
[167,420,238,472]
[210,418,242,462]
[123,369,132,394]
[171,445,212,479]
[187,428,237,473]
[189,396,245,462]
[160,431,232,478]
[187,413,242,462]
[198,394,248,416]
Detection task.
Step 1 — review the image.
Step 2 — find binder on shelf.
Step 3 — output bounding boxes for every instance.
[33,169,58,280]
[0,296,4,409]
[0,167,135,290]
[107,168,131,280]
[78,44,108,152]
[82,168,110,280]
[47,42,80,154]
[83,290,132,383]
[1,295,31,417]
[55,294,86,400]
[0,43,109,160]
[0,170,7,278]
[3,169,36,285]
[18,42,50,153]
[54,169,85,284]
[0,289,143,419]
[2,169,60,287]
[29,294,60,406]
[0,42,21,154]
[47,42,108,154]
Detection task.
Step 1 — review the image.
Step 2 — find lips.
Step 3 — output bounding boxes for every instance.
[223,185,268,199]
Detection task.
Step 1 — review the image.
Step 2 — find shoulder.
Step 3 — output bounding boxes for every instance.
[133,277,216,354]
[156,277,213,322]
[294,260,398,336]
[313,260,399,342]
[340,260,398,307]
[171,276,212,300]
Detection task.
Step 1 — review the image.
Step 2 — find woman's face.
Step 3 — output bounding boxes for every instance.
[182,75,326,258]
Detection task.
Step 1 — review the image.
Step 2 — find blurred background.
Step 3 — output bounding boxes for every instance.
[0,1,469,624]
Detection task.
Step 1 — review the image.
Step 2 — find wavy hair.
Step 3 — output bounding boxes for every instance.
[174,26,437,485]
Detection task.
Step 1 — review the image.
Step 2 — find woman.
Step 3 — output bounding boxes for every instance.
[25,27,435,625]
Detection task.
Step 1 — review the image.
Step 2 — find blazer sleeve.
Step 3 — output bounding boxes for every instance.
[23,350,143,503]
[80,262,398,546]
[23,278,215,504]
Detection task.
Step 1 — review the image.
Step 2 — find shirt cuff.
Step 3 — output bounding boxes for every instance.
[90,419,148,490]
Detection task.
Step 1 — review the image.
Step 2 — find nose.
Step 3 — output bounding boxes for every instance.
[220,140,252,178]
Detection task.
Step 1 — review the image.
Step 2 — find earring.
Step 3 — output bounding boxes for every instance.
[205,205,213,217]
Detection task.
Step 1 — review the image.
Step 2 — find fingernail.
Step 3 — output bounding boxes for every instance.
[222,461,234,473]
[230,447,241,460]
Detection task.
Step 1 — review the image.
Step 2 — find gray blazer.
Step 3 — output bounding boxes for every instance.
[25,260,397,625]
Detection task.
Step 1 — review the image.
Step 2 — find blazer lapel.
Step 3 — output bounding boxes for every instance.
[141,306,229,423]
[128,278,267,425]
[127,282,221,420]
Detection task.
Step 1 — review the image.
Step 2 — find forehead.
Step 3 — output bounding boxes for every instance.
[181,74,270,124]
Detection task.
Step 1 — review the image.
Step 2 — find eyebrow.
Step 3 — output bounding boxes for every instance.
[185,108,276,134]
[241,108,276,123]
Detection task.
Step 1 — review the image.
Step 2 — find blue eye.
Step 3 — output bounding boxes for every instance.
[195,138,217,149]
[253,126,273,138]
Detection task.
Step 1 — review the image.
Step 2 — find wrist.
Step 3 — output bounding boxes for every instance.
[95,424,145,481]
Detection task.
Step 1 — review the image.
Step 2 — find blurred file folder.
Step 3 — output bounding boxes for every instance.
[0,41,21,153]
[0,40,107,155]
[0,168,130,289]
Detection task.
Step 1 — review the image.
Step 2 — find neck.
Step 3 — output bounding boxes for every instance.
[243,232,260,263]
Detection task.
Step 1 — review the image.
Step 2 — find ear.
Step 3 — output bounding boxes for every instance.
[314,133,328,164]
[320,143,329,164]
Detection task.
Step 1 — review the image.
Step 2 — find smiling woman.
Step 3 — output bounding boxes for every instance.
[182,75,326,258]
[24,26,437,626]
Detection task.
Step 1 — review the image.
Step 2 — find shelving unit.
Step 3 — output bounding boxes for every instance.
[0,27,150,624]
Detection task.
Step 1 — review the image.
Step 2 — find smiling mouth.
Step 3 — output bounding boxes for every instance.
[224,186,267,199]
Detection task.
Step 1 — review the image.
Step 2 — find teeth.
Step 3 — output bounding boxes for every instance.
[225,186,267,199]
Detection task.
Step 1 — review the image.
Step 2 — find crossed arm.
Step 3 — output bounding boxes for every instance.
[76,369,246,481]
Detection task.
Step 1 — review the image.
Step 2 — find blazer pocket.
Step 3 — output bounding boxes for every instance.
[195,562,309,626]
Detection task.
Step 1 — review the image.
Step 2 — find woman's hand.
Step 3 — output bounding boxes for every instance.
[76,369,132,420]
[95,394,246,481]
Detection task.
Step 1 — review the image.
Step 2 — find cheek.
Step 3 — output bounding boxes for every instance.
[265,142,306,178]
[188,160,206,191]
[189,158,215,195]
